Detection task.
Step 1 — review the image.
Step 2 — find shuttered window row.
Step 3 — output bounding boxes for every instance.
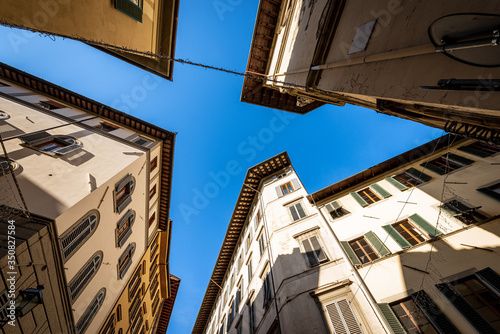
[341,231,390,266]
[275,178,301,198]
[351,183,391,207]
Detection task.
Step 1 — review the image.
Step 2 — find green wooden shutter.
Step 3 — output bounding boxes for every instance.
[382,225,411,249]
[350,192,368,207]
[377,303,406,334]
[406,167,432,182]
[364,231,390,257]
[458,145,491,158]
[340,241,361,266]
[446,153,474,166]
[115,0,143,22]
[385,177,408,191]
[411,290,460,334]
[371,183,392,198]
[421,160,447,175]
[436,283,496,333]
[409,213,442,237]
[476,267,500,296]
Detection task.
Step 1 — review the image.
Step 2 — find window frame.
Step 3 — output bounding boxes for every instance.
[116,210,135,248]
[287,201,307,222]
[114,174,135,214]
[392,219,428,246]
[422,153,474,175]
[68,251,103,303]
[19,132,83,156]
[348,236,379,265]
[114,0,143,22]
[299,235,329,268]
[440,198,487,225]
[60,210,100,262]
[118,243,136,279]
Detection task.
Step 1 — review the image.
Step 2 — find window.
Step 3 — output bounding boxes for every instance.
[262,272,273,309]
[258,234,265,258]
[236,280,243,307]
[128,264,142,302]
[247,300,255,334]
[118,243,136,279]
[386,168,432,190]
[228,297,235,327]
[437,268,500,333]
[275,178,301,198]
[95,122,119,132]
[0,110,10,120]
[133,136,151,146]
[325,200,349,220]
[378,290,458,334]
[247,257,253,283]
[256,210,261,229]
[300,236,328,267]
[76,288,106,334]
[422,153,474,175]
[60,211,99,261]
[102,314,116,334]
[150,157,158,172]
[148,211,156,228]
[288,202,307,222]
[37,99,66,110]
[478,181,500,201]
[393,219,427,246]
[458,141,500,157]
[115,0,143,22]
[325,299,363,334]
[116,210,135,247]
[114,174,135,213]
[441,199,487,225]
[383,214,441,249]
[68,252,103,302]
[149,184,157,200]
[348,237,379,264]
[19,131,83,156]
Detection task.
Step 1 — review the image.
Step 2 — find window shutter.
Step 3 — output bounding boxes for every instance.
[371,183,391,198]
[436,283,496,333]
[411,290,460,334]
[406,167,432,182]
[115,0,143,22]
[302,239,319,267]
[326,299,363,334]
[377,303,406,334]
[382,225,411,249]
[385,177,408,191]
[289,205,299,221]
[19,131,52,144]
[55,143,83,155]
[421,161,446,175]
[69,252,103,302]
[364,231,390,257]
[477,186,500,201]
[117,196,132,214]
[340,241,362,266]
[296,203,306,219]
[350,192,368,207]
[310,236,328,263]
[291,178,301,190]
[458,145,491,158]
[76,288,106,334]
[116,174,133,192]
[476,267,500,296]
[275,186,283,198]
[325,200,342,213]
[409,213,442,237]
[61,213,99,261]
[446,153,474,166]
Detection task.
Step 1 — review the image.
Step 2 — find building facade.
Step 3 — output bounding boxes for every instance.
[242,0,500,142]
[0,0,180,80]
[192,153,391,334]
[0,63,177,333]
[309,134,500,333]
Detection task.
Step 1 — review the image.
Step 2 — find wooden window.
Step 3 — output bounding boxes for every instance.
[150,157,158,172]
[115,0,143,22]
[69,252,103,302]
[441,199,487,225]
[422,153,474,175]
[393,220,426,246]
[390,298,438,333]
[20,132,83,156]
[275,178,301,198]
[301,236,328,267]
[458,141,500,157]
[349,237,379,264]
[60,211,99,261]
[148,211,156,228]
[280,182,293,195]
[325,299,363,334]
[288,202,307,221]
[95,122,118,132]
[115,174,135,213]
[149,184,156,200]
[325,200,349,220]
[118,243,136,279]
[75,288,106,334]
[478,181,500,201]
[357,187,381,205]
[117,304,122,321]
[394,172,423,188]
[116,210,135,247]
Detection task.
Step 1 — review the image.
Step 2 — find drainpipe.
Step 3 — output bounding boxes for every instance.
[314,204,392,334]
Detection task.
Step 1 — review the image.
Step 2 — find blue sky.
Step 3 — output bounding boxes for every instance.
[0,1,442,332]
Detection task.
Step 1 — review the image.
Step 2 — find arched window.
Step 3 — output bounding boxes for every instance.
[68,251,103,303]
[60,211,99,261]
[19,132,83,156]
[118,243,136,279]
[116,210,135,247]
[76,288,106,334]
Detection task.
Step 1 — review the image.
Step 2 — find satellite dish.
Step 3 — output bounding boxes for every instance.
[429,13,500,67]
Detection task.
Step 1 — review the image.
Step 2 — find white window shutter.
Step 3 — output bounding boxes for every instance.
[326,299,363,334]
[275,186,283,198]
[291,178,301,190]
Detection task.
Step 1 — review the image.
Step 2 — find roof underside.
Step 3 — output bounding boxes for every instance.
[0,62,175,231]
[156,274,181,333]
[192,152,292,334]
[240,0,323,114]
[307,134,464,204]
